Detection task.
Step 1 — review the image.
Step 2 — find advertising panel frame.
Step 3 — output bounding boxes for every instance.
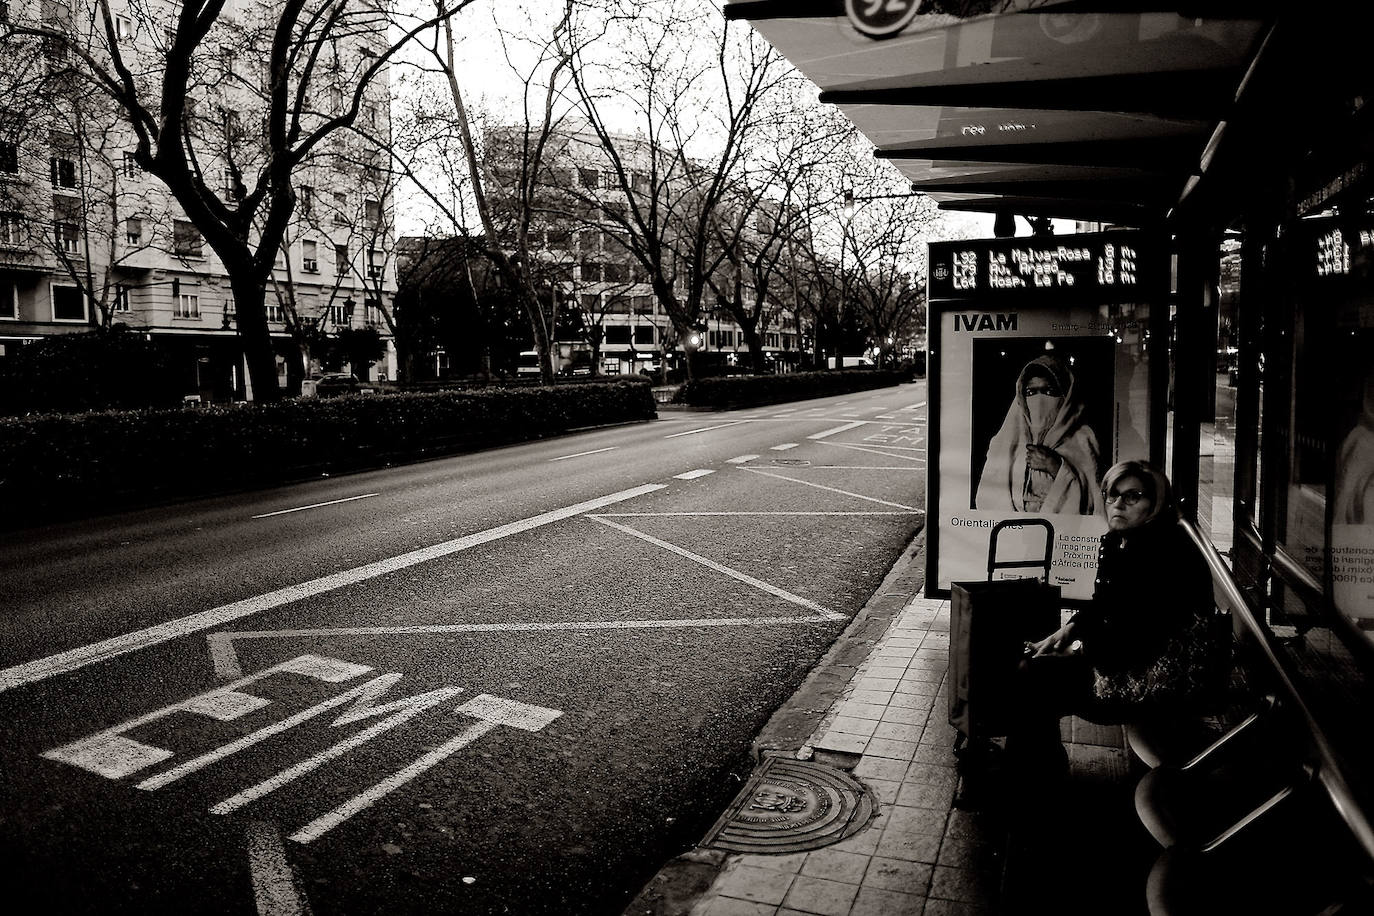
[925,230,1168,603]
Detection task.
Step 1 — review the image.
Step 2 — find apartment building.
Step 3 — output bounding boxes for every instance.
[0,0,396,402]
[485,124,806,376]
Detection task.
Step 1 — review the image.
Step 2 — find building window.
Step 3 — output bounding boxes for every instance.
[50,154,76,189]
[578,167,599,189]
[578,229,599,253]
[0,211,21,245]
[634,324,654,345]
[121,151,140,178]
[114,14,133,40]
[328,86,344,114]
[334,242,348,275]
[0,280,16,319]
[579,260,601,283]
[302,239,318,272]
[603,262,625,283]
[547,227,571,249]
[363,102,379,129]
[364,297,382,327]
[605,325,631,345]
[125,216,142,245]
[51,284,85,321]
[324,302,345,326]
[333,192,348,226]
[266,302,284,323]
[367,248,383,280]
[112,284,130,312]
[173,219,202,257]
[221,168,242,201]
[54,220,80,254]
[0,140,17,174]
[175,293,200,318]
[364,198,381,228]
[580,292,600,311]
[299,185,313,216]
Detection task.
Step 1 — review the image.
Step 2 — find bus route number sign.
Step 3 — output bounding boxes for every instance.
[846,0,920,39]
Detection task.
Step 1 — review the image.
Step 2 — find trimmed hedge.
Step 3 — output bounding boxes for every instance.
[675,369,908,409]
[0,380,656,522]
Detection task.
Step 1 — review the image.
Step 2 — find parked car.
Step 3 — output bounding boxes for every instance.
[313,373,375,396]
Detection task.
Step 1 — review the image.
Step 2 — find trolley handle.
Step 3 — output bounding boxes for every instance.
[987,518,1055,581]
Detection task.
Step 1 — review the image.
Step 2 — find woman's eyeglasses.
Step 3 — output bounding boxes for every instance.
[1105,489,1147,506]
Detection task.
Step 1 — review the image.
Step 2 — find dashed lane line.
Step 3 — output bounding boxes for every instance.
[674,469,715,480]
[771,443,799,451]
[663,421,745,439]
[726,455,759,464]
[252,494,379,519]
[0,484,667,695]
[740,467,922,511]
[808,421,867,440]
[550,447,618,462]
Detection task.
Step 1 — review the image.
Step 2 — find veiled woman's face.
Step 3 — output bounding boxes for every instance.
[1106,474,1153,530]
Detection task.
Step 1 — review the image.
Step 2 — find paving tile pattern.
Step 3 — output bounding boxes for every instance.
[688,596,1143,916]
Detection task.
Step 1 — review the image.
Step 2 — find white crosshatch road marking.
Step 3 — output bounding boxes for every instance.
[0,484,667,695]
[740,467,922,511]
[205,517,848,678]
[817,442,925,462]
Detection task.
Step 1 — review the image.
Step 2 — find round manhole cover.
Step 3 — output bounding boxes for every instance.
[702,757,876,854]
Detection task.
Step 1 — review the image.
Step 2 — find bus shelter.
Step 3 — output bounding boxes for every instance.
[724,1,1374,910]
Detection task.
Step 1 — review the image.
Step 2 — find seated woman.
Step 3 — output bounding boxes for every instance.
[1008,459,1217,778]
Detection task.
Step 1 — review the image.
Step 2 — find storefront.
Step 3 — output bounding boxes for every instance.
[725,1,1374,907]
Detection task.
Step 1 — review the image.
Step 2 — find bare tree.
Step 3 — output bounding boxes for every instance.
[568,0,793,380]
[386,0,591,385]
[5,0,475,401]
[707,96,854,372]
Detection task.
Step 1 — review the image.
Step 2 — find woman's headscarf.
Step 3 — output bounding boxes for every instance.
[1100,458,1174,526]
[975,350,1102,515]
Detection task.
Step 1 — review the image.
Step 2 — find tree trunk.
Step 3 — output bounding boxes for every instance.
[231,276,283,402]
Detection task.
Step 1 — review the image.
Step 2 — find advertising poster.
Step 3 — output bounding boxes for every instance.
[926,232,1163,601]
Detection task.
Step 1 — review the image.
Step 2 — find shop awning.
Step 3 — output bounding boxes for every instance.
[724,1,1274,227]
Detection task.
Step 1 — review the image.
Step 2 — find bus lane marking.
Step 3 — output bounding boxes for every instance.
[42,654,566,845]
[0,484,666,695]
[289,694,561,844]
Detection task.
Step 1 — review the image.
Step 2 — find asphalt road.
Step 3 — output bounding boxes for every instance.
[0,380,929,916]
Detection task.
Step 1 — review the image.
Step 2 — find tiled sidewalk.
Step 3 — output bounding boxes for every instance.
[691,597,1005,916]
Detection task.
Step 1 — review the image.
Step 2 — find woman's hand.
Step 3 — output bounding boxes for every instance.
[1030,622,1077,657]
[1025,444,1063,476]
